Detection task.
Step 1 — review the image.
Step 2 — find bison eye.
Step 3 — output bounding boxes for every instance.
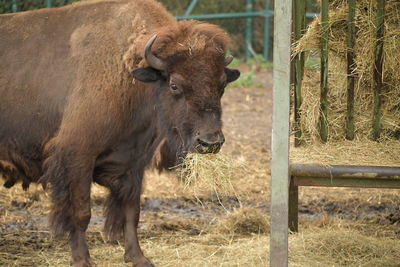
[170,84,178,91]
[169,83,182,95]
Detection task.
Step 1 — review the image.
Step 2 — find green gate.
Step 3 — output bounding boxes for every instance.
[6,0,319,61]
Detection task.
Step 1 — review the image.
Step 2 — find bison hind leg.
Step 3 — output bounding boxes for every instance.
[0,161,18,189]
[103,192,126,240]
[0,160,32,190]
[3,177,16,188]
[102,171,141,240]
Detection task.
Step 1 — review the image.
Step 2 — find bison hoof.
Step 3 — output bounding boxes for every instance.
[125,254,154,267]
[133,263,154,267]
[71,258,95,267]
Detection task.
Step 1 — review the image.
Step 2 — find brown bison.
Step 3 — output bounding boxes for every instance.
[0,0,240,266]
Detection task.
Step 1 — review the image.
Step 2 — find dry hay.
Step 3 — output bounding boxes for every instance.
[2,219,400,266]
[215,206,269,235]
[290,221,400,267]
[2,183,400,266]
[176,153,249,199]
[290,138,400,166]
[295,0,400,142]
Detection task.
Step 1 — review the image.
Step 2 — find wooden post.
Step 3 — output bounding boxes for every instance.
[293,0,306,146]
[372,0,386,141]
[346,0,356,140]
[270,0,292,265]
[319,0,329,143]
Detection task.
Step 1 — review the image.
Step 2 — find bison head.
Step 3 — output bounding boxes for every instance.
[131,26,240,168]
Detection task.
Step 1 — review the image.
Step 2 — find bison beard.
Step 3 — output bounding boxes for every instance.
[0,0,240,266]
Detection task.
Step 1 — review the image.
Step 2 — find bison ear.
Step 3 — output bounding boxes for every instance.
[225,68,241,83]
[131,67,163,83]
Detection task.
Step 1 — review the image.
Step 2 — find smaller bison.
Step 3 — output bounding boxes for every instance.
[0,0,240,266]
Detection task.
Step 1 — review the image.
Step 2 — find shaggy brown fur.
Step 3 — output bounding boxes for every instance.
[124,19,230,70]
[0,0,239,266]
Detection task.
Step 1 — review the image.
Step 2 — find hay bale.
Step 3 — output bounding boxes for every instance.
[215,207,269,235]
[176,153,248,198]
[295,0,400,142]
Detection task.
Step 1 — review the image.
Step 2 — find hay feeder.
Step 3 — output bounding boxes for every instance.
[270,0,400,266]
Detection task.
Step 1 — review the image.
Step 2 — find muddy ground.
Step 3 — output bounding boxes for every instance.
[1,66,399,266]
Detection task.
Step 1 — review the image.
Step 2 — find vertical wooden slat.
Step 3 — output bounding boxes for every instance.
[346,0,356,140]
[319,0,329,143]
[263,0,271,60]
[288,178,299,232]
[270,0,292,265]
[294,0,306,146]
[372,0,386,140]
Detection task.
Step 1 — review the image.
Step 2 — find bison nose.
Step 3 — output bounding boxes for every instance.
[195,133,225,154]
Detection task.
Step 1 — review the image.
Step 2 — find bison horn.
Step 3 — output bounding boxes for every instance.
[144,34,166,71]
[224,55,234,66]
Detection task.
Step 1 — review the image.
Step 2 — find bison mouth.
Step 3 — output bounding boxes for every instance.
[154,131,224,171]
[193,140,223,154]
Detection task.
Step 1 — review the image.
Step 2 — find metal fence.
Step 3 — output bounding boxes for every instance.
[177,0,272,60]
[5,0,319,61]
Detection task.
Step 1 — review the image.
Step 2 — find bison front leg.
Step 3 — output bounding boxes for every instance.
[67,183,93,267]
[69,228,93,267]
[123,193,154,267]
[41,148,95,267]
[104,171,154,267]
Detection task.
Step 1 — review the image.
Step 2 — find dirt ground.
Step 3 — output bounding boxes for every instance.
[1,66,400,266]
